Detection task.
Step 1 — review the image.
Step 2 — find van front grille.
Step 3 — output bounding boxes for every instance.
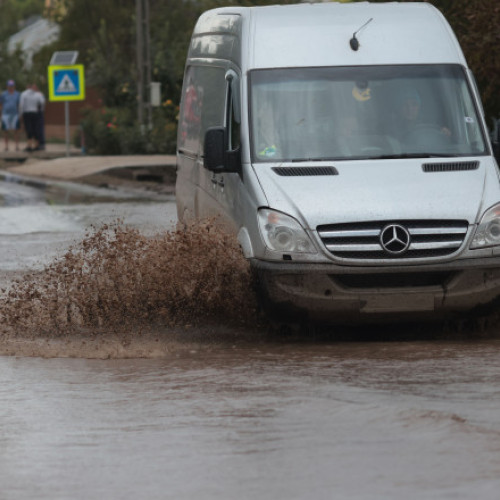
[317,220,469,260]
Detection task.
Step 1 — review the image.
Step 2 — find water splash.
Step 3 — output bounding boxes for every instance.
[1,219,259,336]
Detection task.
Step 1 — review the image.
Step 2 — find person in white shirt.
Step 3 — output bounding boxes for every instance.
[20,83,45,152]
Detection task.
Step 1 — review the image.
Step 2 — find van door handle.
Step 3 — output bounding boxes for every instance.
[218,177,225,187]
[211,176,218,186]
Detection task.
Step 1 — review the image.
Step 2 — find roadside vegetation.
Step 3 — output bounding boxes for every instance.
[0,0,498,154]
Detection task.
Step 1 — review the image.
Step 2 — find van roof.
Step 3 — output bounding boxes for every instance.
[195,2,466,70]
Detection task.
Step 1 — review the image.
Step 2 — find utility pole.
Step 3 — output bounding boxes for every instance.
[136,0,152,132]
[144,0,152,130]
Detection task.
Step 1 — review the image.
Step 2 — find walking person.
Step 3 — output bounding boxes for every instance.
[32,83,46,151]
[0,80,21,151]
[20,82,45,152]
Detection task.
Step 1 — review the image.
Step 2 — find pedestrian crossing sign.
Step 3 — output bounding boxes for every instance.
[48,64,85,101]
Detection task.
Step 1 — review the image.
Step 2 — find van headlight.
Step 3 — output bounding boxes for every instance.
[471,203,500,248]
[258,209,316,254]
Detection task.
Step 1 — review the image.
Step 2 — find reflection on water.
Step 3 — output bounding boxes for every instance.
[1,340,500,499]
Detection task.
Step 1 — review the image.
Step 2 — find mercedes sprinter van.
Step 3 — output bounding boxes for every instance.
[176,2,500,323]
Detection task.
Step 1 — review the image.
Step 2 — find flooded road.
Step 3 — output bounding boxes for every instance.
[2,341,500,499]
[1,177,500,499]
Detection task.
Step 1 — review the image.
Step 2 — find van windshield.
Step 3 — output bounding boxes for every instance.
[249,65,487,162]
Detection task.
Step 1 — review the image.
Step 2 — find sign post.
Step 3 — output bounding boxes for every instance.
[48,55,85,157]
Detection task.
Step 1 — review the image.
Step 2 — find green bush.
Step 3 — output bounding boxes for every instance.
[78,102,178,155]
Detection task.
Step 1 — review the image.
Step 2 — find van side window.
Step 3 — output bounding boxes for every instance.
[227,81,241,151]
[178,65,226,156]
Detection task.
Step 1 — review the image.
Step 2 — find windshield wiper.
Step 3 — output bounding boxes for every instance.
[372,153,461,159]
[290,153,461,162]
[291,157,344,162]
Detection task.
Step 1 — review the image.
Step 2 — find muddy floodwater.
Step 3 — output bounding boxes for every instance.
[2,342,500,499]
[1,177,500,499]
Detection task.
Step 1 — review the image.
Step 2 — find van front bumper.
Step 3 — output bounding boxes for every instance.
[250,257,500,323]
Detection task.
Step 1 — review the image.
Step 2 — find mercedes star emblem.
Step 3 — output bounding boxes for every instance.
[380,224,411,255]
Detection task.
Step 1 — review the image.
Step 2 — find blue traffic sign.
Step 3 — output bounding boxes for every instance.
[48,65,85,101]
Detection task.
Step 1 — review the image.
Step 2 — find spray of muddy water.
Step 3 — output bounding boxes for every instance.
[0,219,260,341]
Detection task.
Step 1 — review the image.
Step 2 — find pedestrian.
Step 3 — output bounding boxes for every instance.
[32,83,46,150]
[0,79,21,152]
[20,82,45,152]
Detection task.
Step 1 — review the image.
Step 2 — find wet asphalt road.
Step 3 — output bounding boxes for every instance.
[1,177,500,499]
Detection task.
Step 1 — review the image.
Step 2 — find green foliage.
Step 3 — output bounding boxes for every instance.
[0,44,28,89]
[79,100,178,154]
[0,0,43,88]
[79,106,123,155]
[0,0,43,40]
[444,0,500,122]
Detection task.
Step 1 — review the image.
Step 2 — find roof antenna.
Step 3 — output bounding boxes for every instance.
[350,18,373,51]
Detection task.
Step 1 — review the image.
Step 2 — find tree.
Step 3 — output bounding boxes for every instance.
[42,1,137,107]
[444,0,500,123]
[0,0,44,88]
[0,0,44,40]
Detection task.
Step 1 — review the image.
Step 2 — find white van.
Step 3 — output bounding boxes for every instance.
[176,2,500,323]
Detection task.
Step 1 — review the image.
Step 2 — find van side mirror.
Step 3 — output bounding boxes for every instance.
[204,126,241,174]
